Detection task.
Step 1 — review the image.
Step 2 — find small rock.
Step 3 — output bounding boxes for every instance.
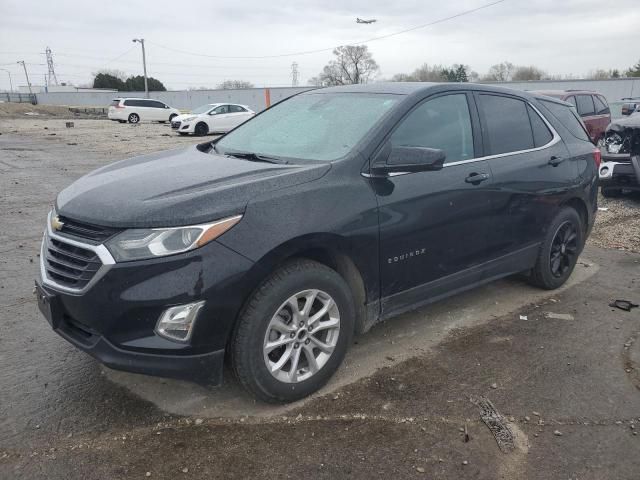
[194,418,203,425]
[462,460,469,465]
[181,467,188,473]
[490,383,498,389]
[524,416,531,422]
[458,427,465,432]
[416,467,425,473]
[146,473,151,477]
[532,411,541,417]
[553,430,562,436]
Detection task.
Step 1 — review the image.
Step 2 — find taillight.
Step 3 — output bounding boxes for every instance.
[116,104,125,109]
[593,148,601,168]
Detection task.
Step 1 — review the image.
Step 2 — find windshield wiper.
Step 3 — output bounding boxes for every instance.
[223,150,288,164]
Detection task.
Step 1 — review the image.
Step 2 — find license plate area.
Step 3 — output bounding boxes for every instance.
[35,283,59,327]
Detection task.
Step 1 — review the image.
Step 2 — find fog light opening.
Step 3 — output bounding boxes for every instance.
[155,301,205,342]
[600,166,609,176]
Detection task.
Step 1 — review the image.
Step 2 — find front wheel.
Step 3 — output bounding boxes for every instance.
[194,122,209,136]
[169,113,178,122]
[528,207,583,290]
[230,259,355,403]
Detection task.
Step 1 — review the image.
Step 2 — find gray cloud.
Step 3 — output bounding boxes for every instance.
[0,0,638,90]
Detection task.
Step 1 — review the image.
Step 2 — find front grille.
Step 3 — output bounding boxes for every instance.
[43,233,102,289]
[171,121,181,129]
[56,216,119,244]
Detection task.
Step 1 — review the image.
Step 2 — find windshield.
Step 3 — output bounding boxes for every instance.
[216,93,399,161]
[191,104,216,114]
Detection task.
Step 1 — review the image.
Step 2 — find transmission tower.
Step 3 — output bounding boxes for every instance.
[45,47,58,87]
[291,62,299,87]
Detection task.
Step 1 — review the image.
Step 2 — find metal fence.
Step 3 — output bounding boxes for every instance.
[1,92,37,104]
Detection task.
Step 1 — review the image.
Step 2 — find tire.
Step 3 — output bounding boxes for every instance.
[128,113,140,124]
[169,114,178,122]
[194,122,209,136]
[230,259,355,403]
[528,207,584,290]
[601,187,622,198]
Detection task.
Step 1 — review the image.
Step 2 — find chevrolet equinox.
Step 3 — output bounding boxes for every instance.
[36,83,599,403]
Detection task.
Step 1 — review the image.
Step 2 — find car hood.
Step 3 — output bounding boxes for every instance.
[173,113,204,122]
[607,115,640,132]
[56,146,331,228]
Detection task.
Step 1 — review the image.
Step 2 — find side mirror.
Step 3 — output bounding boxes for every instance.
[371,144,446,176]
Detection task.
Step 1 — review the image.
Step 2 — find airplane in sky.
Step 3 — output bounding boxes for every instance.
[356,18,377,24]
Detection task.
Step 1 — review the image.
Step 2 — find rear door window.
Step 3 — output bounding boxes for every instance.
[540,100,591,142]
[527,105,553,147]
[594,95,610,115]
[478,94,534,155]
[390,93,475,163]
[148,101,166,109]
[229,105,247,113]
[575,95,595,116]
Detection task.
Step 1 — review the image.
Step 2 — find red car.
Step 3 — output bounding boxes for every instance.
[532,90,611,144]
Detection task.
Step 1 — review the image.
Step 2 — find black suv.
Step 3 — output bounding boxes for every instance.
[36,83,599,403]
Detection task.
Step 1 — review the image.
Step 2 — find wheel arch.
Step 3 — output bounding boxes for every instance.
[561,196,589,234]
[237,234,373,337]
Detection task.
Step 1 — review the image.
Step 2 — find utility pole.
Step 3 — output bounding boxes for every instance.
[291,62,299,87]
[45,46,59,87]
[17,61,33,95]
[132,38,149,98]
[0,68,13,92]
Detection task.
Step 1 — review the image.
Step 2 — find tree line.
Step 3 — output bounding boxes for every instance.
[90,50,640,91]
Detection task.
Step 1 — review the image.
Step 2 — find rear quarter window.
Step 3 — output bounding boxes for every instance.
[527,105,553,147]
[110,99,121,106]
[540,100,591,142]
[478,94,534,155]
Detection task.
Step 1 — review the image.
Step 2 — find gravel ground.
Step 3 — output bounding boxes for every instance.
[589,192,640,253]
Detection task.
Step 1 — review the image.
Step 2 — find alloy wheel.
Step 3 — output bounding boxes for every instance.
[263,289,340,384]
[549,221,578,278]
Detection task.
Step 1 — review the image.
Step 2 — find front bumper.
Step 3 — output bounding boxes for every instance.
[37,224,256,384]
[599,154,640,191]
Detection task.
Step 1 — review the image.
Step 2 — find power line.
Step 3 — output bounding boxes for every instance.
[148,0,507,59]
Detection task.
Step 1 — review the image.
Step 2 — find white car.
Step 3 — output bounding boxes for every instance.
[108,98,181,124]
[171,103,255,136]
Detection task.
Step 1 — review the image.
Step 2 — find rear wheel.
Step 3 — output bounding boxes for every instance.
[601,187,622,198]
[128,113,140,124]
[194,122,209,136]
[528,207,583,290]
[231,259,355,403]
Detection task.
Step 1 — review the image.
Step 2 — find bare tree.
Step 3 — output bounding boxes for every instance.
[483,61,515,82]
[217,80,254,89]
[512,65,546,81]
[311,45,379,86]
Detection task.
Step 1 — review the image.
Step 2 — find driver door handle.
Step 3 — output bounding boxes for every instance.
[548,156,565,167]
[465,172,490,184]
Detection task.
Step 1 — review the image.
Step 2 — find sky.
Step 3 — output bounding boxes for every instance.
[0,0,639,91]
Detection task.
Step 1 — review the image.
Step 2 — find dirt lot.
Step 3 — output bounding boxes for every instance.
[1,109,640,479]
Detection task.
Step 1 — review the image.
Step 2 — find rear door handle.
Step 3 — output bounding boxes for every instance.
[548,156,565,167]
[465,172,490,184]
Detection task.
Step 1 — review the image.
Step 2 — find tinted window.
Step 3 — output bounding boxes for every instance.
[148,101,166,109]
[575,95,595,116]
[123,99,139,107]
[540,100,591,142]
[110,99,121,106]
[567,96,577,108]
[479,94,533,155]
[390,94,474,163]
[214,105,229,114]
[229,105,247,113]
[527,105,553,147]
[594,95,610,115]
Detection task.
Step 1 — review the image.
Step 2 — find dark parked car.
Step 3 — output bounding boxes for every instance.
[599,115,640,196]
[36,83,599,403]
[532,90,611,144]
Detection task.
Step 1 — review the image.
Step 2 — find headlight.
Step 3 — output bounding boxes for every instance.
[182,116,196,122]
[105,215,242,262]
